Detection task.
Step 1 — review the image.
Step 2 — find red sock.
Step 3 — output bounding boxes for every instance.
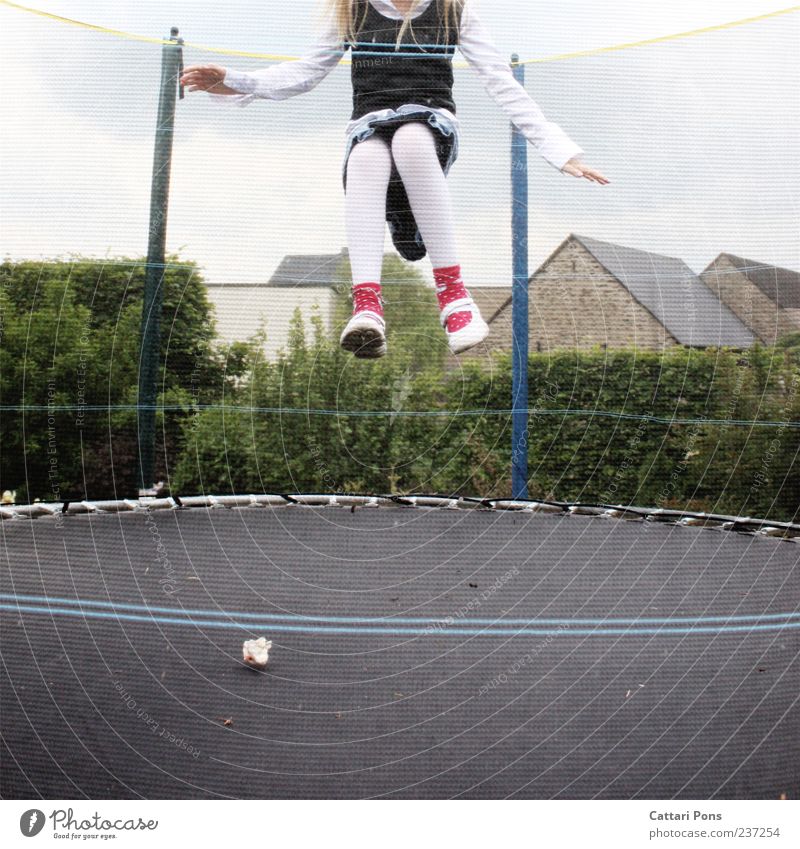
[434,265,471,332]
[352,282,383,317]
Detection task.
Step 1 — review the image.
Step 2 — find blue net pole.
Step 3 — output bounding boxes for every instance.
[510,53,530,500]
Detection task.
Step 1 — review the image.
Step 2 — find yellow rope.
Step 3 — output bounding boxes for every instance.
[0,0,300,59]
[518,3,800,64]
[1,0,797,68]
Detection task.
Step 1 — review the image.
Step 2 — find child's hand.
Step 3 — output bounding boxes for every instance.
[180,64,240,95]
[561,157,610,184]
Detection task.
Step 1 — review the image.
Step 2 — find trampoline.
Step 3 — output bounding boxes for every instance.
[1,495,798,800]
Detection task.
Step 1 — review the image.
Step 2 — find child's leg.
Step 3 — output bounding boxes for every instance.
[345,135,393,285]
[341,135,393,357]
[390,122,489,353]
[388,121,459,267]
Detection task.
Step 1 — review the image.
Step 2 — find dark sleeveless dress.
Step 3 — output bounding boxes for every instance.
[341,0,463,262]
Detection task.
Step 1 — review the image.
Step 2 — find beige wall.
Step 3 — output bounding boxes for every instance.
[701,256,800,344]
[206,285,337,360]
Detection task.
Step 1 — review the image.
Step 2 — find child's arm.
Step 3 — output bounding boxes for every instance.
[458,1,608,183]
[181,12,345,108]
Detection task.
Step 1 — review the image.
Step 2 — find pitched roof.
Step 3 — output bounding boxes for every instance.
[706,253,800,310]
[268,248,350,287]
[570,234,755,348]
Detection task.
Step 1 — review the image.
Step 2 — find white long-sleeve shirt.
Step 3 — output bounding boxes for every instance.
[210,0,584,172]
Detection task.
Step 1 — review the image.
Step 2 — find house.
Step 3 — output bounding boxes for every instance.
[700,253,800,345]
[205,248,350,359]
[468,234,756,356]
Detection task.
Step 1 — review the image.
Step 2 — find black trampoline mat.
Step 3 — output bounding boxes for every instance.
[1,506,798,799]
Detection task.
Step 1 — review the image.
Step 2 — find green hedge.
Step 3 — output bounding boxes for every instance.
[0,256,249,501]
[173,326,799,522]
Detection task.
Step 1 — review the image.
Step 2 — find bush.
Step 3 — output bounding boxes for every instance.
[0,255,251,501]
[171,327,798,522]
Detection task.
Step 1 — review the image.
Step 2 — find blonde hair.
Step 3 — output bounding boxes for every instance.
[322,0,464,51]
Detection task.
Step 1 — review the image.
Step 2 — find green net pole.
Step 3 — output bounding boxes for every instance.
[137,27,183,496]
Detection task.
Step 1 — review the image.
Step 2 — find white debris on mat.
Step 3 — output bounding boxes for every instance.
[242,638,273,669]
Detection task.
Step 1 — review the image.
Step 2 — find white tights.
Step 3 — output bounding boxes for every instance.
[344,121,460,284]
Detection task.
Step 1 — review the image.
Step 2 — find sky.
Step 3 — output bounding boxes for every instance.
[2,0,799,286]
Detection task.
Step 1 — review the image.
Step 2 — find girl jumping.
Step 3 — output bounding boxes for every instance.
[181,0,609,358]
